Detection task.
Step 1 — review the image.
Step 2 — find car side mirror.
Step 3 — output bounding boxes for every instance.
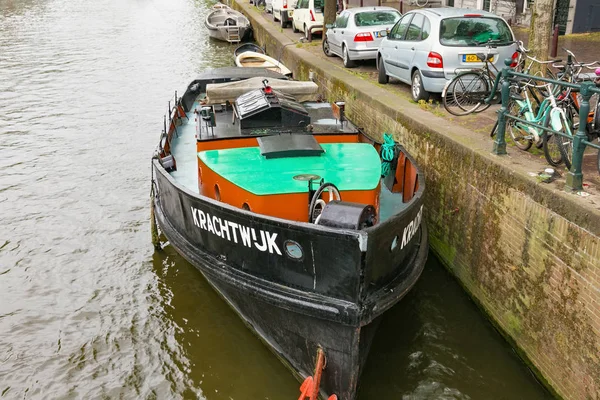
[326,23,334,29]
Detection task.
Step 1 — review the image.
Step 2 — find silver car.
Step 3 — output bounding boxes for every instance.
[377,8,517,102]
[322,7,402,68]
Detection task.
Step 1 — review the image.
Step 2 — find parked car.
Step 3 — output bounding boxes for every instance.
[323,7,401,68]
[377,8,518,102]
[265,0,273,13]
[292,0,325,40]
[272,0,298,28]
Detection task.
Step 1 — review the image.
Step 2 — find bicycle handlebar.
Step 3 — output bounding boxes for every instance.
[581,61,600,69]
[517,40,529,53]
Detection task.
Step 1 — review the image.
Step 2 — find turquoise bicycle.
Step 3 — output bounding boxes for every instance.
[506,82,571,167]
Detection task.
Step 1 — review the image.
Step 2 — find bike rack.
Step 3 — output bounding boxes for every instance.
[486,59,600,192]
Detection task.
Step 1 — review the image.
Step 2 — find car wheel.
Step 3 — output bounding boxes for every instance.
[342,45,356,68]
[411,69,430,102]
[304,25,311,41]
[292,21,299,32]
[377,55,388,84]
[322,37,334,57]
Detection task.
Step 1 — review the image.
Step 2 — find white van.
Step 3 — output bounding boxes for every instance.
[272,0,298,28]
[291,0,325,40]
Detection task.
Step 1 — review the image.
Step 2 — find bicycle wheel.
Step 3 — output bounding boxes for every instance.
[556,110,575,170]
[443,72,489,116]
[490,120,498,137]
[472,74,493,114]
[506,100,533,151]
[542,112,563,166]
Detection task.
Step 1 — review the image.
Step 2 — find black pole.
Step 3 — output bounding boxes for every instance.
[550,24,559,58]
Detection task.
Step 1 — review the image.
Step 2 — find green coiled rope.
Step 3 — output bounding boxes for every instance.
[380,133,395,177]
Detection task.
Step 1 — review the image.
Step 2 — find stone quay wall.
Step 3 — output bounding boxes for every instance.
[232,3,600,398]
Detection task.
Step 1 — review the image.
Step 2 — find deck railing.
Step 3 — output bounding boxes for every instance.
[486,60,600,191]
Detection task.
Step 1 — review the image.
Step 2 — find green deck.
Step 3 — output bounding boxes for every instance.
[198,143,381,195]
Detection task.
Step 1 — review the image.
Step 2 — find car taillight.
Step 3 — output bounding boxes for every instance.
[464,13,482,17]
[310,10,315,21]
[426,52,443,68]
[354,32,373,42]
[510,51,519,68]
[283,0,287,8]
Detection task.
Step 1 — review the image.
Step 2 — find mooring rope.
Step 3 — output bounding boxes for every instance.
[380,133,395,177]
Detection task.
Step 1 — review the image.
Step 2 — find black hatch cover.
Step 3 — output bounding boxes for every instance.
[257,134,324,159]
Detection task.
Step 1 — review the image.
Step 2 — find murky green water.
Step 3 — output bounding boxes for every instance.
[0,0,553,398]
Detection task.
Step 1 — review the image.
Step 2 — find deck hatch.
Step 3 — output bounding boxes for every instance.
[257,134,324,159]
[235,88,310,130]
[198,143,382,195]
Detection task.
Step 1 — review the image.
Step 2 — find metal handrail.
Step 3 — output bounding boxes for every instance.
[486,59,600,192]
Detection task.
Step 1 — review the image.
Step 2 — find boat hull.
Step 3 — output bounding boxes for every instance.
[234,43,265,58]
[205,9,251,43]
[152,159,428,399]
[235,51,292,75]
[206,25,251,42]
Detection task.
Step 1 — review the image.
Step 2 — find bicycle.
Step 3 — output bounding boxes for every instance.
[555,65,600,172]
[408,0,429,6]
[500,81,576,168]
[443,40,558,116]
[489,49,600,169]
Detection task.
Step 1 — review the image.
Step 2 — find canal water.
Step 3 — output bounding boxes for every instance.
[0,0,553,398]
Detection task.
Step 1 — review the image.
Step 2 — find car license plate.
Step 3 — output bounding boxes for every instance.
[374,30,386,38]
[288,10,293,16]
[463,54,493,62]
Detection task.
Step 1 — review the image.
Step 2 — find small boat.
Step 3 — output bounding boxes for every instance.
[205,8,251,43]
[151,67,428,400]
[235,51,291,75]
[233,42,265,58]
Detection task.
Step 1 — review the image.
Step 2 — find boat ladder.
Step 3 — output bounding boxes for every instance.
[227,27,241,43]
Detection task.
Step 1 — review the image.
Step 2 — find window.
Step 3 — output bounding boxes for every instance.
[336,12,349,28]
[405,13,424,41]
[421,16,431,40]
[314,0,324,12]
[297,0,307,8]
[439,17,513,46]
[389,14,413,40]
[354,10,401,27]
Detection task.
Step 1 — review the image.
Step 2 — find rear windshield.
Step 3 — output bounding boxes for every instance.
[439,17,513,46]
[354,11,401,27]
[314,0,324,13]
